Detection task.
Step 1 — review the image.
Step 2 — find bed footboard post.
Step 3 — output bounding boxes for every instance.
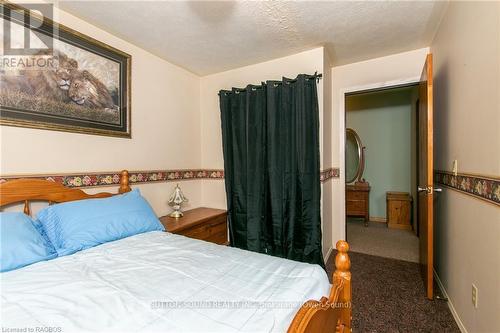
[333,240,352,332]
[287,240,352,333]
[119,170,131,193]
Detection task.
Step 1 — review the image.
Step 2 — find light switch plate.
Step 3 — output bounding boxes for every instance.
[472,284,478,308]
[452,160,458,176]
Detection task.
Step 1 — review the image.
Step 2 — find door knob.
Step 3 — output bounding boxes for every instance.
[418,186,442,194]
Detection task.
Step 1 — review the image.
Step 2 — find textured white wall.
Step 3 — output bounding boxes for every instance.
[322,48,334,258]
[431,2,500,332]
[0,5,203,215]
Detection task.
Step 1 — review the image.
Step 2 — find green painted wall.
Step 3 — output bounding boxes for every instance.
[346,87,417,219]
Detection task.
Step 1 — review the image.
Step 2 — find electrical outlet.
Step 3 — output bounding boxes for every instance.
[452,160,458,176]
[472,284,478,308]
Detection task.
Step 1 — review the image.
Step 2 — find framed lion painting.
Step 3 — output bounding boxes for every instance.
[0,2,131,138]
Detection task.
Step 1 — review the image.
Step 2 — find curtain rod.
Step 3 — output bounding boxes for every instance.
[219,73,323,96]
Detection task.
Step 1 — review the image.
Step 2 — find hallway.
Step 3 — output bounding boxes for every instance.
[347,218,419,262]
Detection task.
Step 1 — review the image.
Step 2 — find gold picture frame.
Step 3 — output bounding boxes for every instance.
[0,1,132,138]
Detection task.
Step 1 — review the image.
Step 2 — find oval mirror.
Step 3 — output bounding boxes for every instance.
[345,128,365,184]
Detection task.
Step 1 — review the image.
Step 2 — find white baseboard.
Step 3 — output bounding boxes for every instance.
[433,269,468,333]
[324,246,334,264]
[370,216,387,223]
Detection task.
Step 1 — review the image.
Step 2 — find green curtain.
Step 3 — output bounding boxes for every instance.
[219,74,324,267]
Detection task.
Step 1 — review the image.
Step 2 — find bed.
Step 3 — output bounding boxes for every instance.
[0,170,352,333]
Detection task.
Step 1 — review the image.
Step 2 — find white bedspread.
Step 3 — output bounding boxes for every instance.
[1,231,330,333]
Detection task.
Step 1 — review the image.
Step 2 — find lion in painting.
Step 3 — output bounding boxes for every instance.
[2,49,79,103]
[25,50,79,101]
[68,70,117,110]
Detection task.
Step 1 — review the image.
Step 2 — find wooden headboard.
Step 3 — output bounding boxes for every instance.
[0,170,131,216]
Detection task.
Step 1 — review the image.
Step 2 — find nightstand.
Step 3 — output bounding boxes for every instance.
[387,192,413,231]
[159,207,229,245]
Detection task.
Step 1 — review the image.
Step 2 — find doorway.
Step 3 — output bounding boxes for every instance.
[344,84,420,262]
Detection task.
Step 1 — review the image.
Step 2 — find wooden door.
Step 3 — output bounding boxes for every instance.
[418,54,434,300]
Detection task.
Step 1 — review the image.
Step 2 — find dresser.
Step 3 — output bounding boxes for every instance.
[160,207,228,245]
[346,182,370,225]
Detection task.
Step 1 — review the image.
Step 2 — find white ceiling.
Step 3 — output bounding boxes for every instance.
[57,1,448,76]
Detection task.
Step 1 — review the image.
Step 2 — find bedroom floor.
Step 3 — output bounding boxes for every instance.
[326,251,460,332]
[346,218,419,262]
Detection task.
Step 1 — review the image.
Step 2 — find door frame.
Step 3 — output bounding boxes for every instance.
[338,76,420,241]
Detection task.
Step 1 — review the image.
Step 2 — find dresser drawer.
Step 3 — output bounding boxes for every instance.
[346,183,370,223]
[347,191,367,201]
[347,200,366,215]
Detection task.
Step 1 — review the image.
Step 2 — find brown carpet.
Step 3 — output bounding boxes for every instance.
[347,219,419,263]
[326,251,460,333]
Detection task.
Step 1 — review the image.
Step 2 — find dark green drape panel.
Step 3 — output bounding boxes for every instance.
[219,74,324,267]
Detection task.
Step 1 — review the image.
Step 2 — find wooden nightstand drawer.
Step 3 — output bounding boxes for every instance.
[182,217,227,241]
[160,207,228,245]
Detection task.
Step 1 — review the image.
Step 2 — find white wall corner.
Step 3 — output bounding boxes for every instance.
[324,246,334,266]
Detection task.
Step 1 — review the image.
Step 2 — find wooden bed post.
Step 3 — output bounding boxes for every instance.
[119,170,131,193]
[23,200,31,216]
[333,240,352,332]
[288,240,352,333]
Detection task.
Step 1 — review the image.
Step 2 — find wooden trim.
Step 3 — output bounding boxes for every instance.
[419,53,434,300]
[288,240,352,333]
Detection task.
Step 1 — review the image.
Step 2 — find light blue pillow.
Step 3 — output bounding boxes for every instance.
[36,189,164,256]
[0,212,57,272]
[32,218,57,254]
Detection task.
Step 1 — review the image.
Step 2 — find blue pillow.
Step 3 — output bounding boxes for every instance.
[32,218,57,254]
[0,212,57,272]
[36,189,164,256]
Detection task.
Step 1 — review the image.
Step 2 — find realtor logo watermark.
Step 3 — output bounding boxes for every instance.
[2,3,57,70]
[3,3,54,55]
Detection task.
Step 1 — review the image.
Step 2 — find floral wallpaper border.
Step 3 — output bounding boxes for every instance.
[0,169,225,188]
[434,170,500,206]
[0,167,340,188]
[320,167,340,182]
